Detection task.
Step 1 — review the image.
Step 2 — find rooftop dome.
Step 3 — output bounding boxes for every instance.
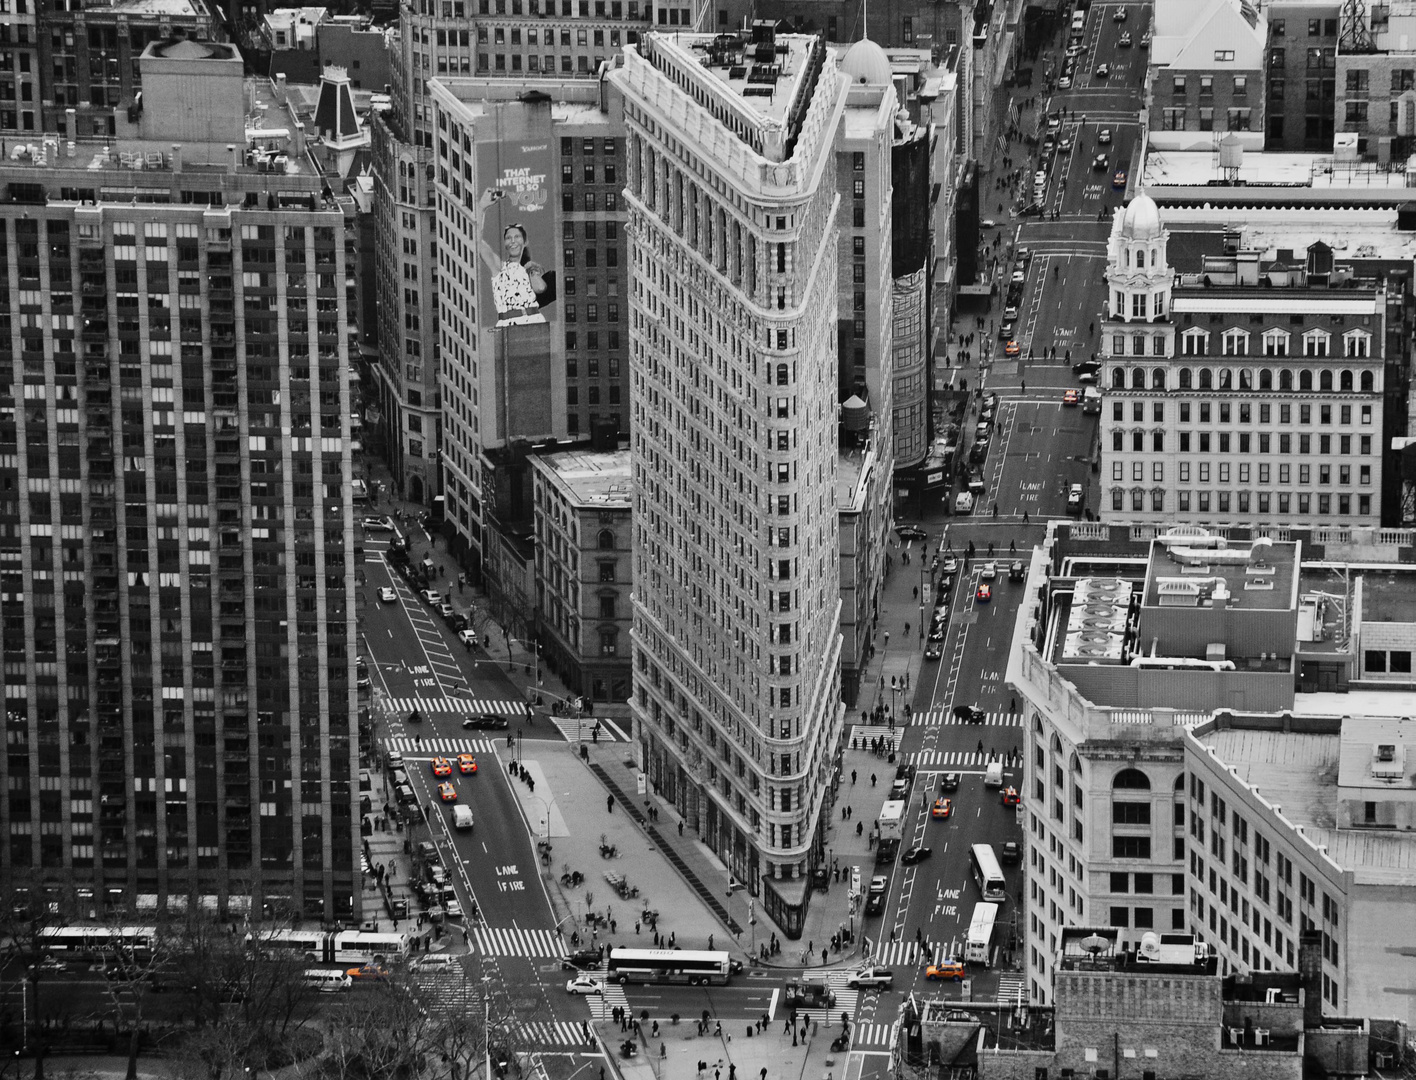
[1119,190,1162,241]
[841,39,892,86]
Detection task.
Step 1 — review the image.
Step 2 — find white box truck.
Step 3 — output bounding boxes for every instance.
[453,805,474,830]
[876,799,905,864]
[985,760,1003,788]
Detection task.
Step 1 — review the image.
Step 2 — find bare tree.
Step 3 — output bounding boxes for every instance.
[0,869,81,1076]
[317,978,443,1079]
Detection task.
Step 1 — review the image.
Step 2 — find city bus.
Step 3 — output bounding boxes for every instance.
[606,948,734,986]
[37,925,158,960]
[970,843,1007,904]
[964,902,1000,966]
[256,929,409,966]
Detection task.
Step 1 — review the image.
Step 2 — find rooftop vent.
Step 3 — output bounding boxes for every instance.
[1371,742,1406,780]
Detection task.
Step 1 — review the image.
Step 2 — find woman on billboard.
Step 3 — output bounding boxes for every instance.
[476,188,556,329]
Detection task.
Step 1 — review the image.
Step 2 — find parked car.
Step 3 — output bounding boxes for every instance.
[896,525,927,542]
[562,949,605,971]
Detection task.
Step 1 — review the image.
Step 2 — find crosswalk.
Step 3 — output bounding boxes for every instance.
[799,972,858,1023]
[587,980,630,1021]
[415,973,598,1047]
[472,927,566,958]
[865,941,962,968]
[383,695,527,716]
[850,1022,895,1049]
[386,736,498,756]
[996,973,1028,1002]
[905,750,1019,770]
[848,727,902,754]
[913,710,1021,727]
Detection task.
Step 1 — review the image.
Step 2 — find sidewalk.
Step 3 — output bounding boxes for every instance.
[606,1011,847,1080]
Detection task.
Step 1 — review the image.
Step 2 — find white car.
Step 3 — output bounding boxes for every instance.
[378,586,397,603]
[361,516,395,532]
[1058,75,1073,89]
[458,629,479,646]
[420,589,443,605]
[847,966,895,990]
[1097,128,1112,145]
[413,954,460,972]
[566,975,605,995]
[980,561,998,581]
[942,556,959,575]
[443,899,464,920]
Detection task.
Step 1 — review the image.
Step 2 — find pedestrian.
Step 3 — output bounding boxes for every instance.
[851,769,857,785]
[607,795,614,813]
[856,821,863,837]
[635,921,641,935]
[870,773,876,787]
[708,934,714,950]
[611,918,617,934]
[678,820,685,837]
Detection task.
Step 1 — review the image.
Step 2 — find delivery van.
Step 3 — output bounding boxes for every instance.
[985,760,1004,788]
[304,969,353,993]
[954,491,975,514]
[453,804,474,830]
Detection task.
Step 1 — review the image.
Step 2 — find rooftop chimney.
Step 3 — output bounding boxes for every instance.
[171,144,182,173]
[275,72,287,102]
[64,107,76,143]
[1298,930,1324,1029]
[228,144,239,174]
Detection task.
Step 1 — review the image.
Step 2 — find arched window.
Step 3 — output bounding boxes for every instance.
[1280,369,1293,391]
[1339,370,1353,392]
[776,363,789,386]
[1152,369,1166,389]
[1033,715,1044,734]
[598,529,615,550]
[1179,368,1192,389]
[1239,368,1253,390]
[1361,370,1375,392]
[1259,368,1273,390]
[1219,368,1234,390]
[1113,768,1151,790]
[1319,369,1333,391]
[1198,368,1213,390]
[1132,368,1146,389]
[1071,752,1082,775]
[1112,367,1126,389]
[1137,248,1146,269]
[1300,370,1313,391]
[1051,734,1063,753]
[1174,774,1185,791]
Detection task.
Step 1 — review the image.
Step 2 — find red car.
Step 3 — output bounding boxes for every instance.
[976,584,992,603]
[1062,389,1080,407]
[1002,787,1020,806]
[931,798,953,819]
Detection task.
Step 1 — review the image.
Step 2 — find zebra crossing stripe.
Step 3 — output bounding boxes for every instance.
[995,975,1028,1002]
[472,927,565,957]
[384,696,527,715]
[865,941,963,967]
[912,711,1021,727]
[386,737,497,755]
[851,1022,894,1048]
[518,1021,589,1046]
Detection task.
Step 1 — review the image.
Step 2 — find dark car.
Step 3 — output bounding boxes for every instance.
[865,892,885,916]
[463,713,510,731]
[1001,841,1021,863]
[1018,202,1044,217]
[900,846,932,865]
[940,772,961,791]
[1009,561,1025,582]
[1072,359,1101,376]
[415,840,438,863]
[896,525,927,542]
[968,442,989,465]
[395,782,417,807]
[952,704,986,724]
[561,949,604,971]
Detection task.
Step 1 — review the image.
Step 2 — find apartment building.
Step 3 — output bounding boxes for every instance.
[1147,0,1267,152]
[365,0,706,514]
[1099,195,1385,529]
[1262,1,1339,151]
[426,77,627,593]
[529,447,632,706]
[608,28,859,934]
[0,0,38,136]
[36,0,220,138]
[1008,521,1416,1023]
[0,39,363,921]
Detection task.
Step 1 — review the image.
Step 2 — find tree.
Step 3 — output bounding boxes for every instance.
[316,978,443,1079]
[0,869,82,1076]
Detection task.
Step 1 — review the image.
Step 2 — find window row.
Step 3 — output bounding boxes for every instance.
[1172,431,1373,458]
[1179,326,1373,359]
[1111,488,1373,516]
[1110,364,1377,392]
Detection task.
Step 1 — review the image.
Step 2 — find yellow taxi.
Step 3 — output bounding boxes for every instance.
[931,797,953,820]
[437,782,458,802]
[1063,388,1080,407]
[457,753,478,775]
[1003,340,1021,357]
[430,756,453,777]
[925,959,965,981]
[1002,786,1021,806]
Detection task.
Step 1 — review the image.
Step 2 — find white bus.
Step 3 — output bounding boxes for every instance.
[256,929,409,965]
[606,948,734,986]
[970,844,1007,904]
[965,902,999,966]
[37,925,158,959]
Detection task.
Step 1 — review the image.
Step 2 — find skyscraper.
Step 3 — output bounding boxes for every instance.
[610,28,853,933]
[0,40,362,922]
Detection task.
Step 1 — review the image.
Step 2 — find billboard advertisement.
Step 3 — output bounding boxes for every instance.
[475,99,558,441]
